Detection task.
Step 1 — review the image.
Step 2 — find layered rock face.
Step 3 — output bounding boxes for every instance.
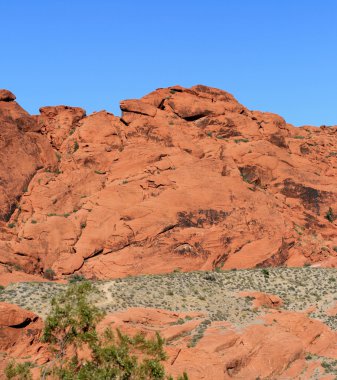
[0,85,337,281]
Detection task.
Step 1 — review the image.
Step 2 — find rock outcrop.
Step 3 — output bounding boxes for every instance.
[1,304,336,380]
[0,85,337,282]
[0,303,44,376]
[0,91,56,223]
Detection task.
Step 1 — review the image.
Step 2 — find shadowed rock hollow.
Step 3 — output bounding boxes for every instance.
[0,85,337,282]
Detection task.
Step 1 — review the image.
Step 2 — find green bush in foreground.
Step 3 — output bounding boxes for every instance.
[5,361,33,380]
[6,282,188,380]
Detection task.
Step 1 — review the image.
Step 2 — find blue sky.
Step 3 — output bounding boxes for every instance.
[1,1,336,126]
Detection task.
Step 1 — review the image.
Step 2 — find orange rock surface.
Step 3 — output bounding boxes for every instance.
[238,291,283,309]
[0,303,45,376]
[1,303,336,380]
[1,85,337,282]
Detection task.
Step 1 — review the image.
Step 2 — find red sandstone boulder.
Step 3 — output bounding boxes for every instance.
[0,303,38,328]
[0,89,16,102]
[239,291,283,309]
[0,303,42,352]
[120,99,157,117]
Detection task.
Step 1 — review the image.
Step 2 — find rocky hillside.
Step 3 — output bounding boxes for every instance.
[1,85,337,379]
[1,85,337,283]
[1,268,337,379]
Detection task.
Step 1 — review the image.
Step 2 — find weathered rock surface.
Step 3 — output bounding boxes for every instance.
[0,303,44,376]
[38,105,86,148]
[0,89,16,102]
[0,92,57,222]
[1,304,336,379]
[0,85,337,281]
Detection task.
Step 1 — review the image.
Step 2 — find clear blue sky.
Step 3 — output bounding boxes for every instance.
[1,1,336,126]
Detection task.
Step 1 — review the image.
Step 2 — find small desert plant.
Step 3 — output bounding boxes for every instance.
[5,361,33,380]
[68,274,87,283]
[325,207,335,223]
[44,268,56,281]
[261,268,270,279]
[73,140,79,152]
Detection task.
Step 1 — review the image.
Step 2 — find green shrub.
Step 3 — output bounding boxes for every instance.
[44,268,56,281]
[68,274,86,283]
[5,361,33,380]
[261,268,270,279]
[73,140,79,152]
[325,207,335,223]
[6,282,188,379]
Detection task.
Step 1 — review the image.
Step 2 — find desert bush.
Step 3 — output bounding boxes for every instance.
[6,282,188,380]
[325,207,335,223]
[44,268,56,281]
[73,140,79,152]
[68,274,86,283]
[261,268,270,279]
[5,361,33,380]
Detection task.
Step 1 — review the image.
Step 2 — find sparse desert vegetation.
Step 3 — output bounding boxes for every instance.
[1,268,336,329]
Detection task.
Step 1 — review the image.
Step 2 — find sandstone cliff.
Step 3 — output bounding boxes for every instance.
[1,85,336,282]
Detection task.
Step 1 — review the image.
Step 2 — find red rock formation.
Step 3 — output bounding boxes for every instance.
[38,105,86,149]
[239,291,283,309]
[0,91,56,223]
[0,90,16,102]
[0,303,45,377]
[0,85,337,281]
[1,304,336,380]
